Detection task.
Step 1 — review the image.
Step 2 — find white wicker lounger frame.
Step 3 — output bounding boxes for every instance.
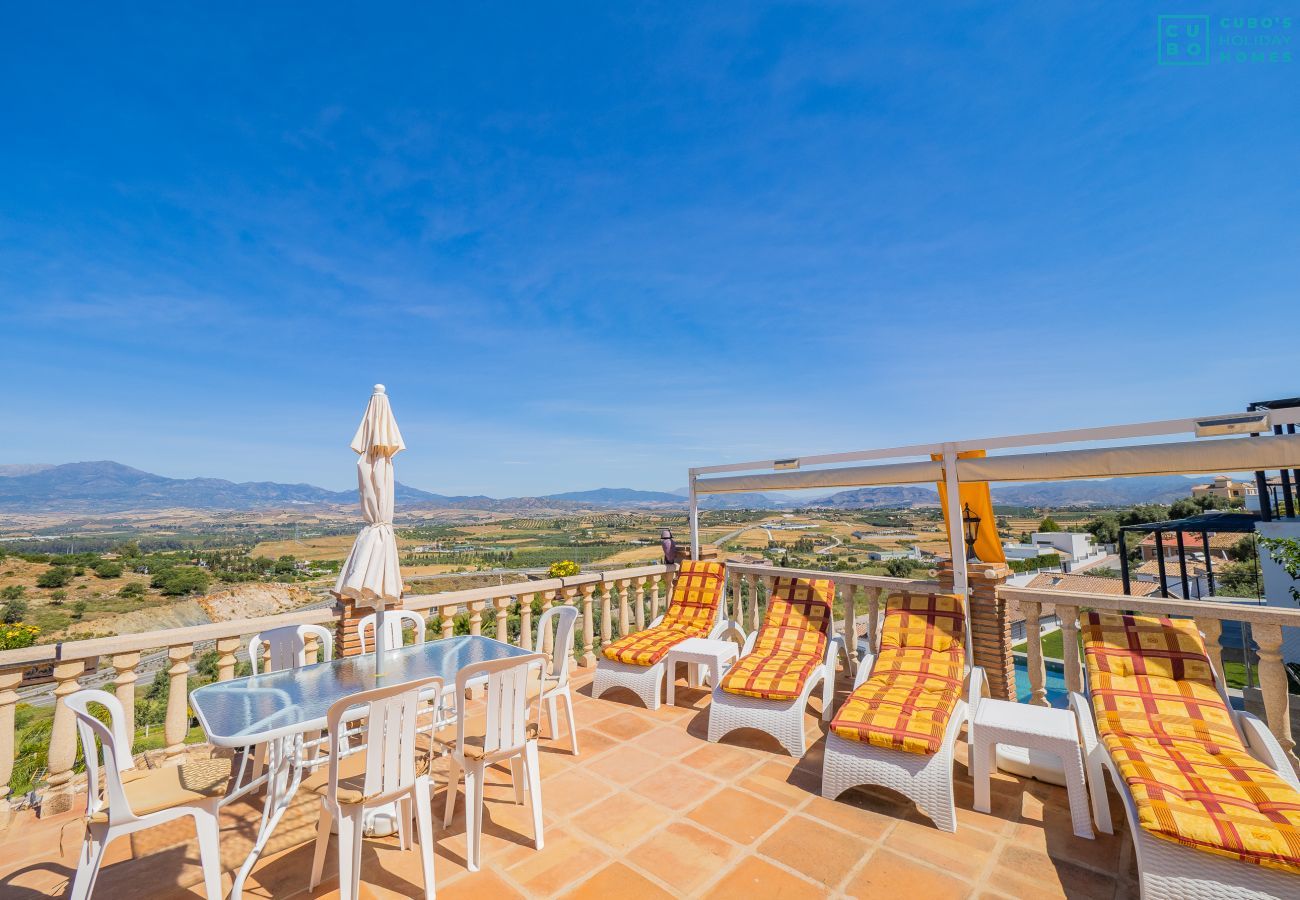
[592,572,731,712]
[1071,652,1300,900]
[706,619,839,759]
[819,650,981,832]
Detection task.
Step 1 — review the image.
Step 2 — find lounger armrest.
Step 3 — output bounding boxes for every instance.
[1237,709,1300,789]
[853,652,877,688]
[966,666,988,720]
[649,614,665,628]
[1068,691,1099,756]
[714,621,746,644]
[740,631,758,657]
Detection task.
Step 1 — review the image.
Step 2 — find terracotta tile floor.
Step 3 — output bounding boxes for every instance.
[0,668,1140,899]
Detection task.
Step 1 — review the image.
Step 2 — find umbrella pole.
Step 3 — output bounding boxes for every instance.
[374,600,387,676]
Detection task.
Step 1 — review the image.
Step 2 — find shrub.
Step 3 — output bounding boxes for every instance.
[547,560,580,578]
[36,566,73,588]
[50,590,67,604]
[93,560,124,579]
[118,582,147,599]
[0,585,24,601]
[70,600,87,620]
[1,599,29,624]
[1008,552,1061,574]
[0,623,38,651]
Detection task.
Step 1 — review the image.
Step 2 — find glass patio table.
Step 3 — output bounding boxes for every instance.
[191,634,534,899]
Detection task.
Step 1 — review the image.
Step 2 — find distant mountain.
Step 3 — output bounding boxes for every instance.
[543,488,685,504]
[0,463,54,477]
[0,461,447,512]
[813,486,940,509]
[700,492,788,510]
[987,475,1202,507]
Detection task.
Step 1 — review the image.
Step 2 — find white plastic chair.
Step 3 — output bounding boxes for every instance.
[241,623,336,785]
[438,653,545,872]
[534,605,580,755]
[67,690,227,900]
[248,623,334,674]
[357,609,427,653]
[307,675,442,900]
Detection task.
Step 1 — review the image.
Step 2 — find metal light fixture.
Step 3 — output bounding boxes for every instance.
[961,503,982,562]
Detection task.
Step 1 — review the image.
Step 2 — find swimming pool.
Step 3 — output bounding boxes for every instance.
[1013,657,1069,709]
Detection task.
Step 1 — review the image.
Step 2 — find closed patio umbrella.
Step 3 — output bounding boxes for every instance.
[333,384,405,675]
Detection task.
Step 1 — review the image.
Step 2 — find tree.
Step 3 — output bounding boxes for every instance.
[1168,498,1200,520]
[1038,517,1062,533]
[93,560,123,579]
[37,566,73,588]
[158,568,211,596]
[884,557,917,578]
[50,589,67,604]
[70,600,87,620]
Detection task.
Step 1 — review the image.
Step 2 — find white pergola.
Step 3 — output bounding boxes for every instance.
[688,405,1300,593]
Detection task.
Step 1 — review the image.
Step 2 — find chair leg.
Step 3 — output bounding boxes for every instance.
[69,827,107,900]
[561,690,579,756]
[396,795,410,851]
[820,668,834,722]
[525,740,544,851]
[442,757,460,827]
[546,696,559,740]
[193,805,224,900]
[412,780,438,900]
[509,755,526,805]
[464,763,482,872]
[337,807,364,900]
[310,799,334,889]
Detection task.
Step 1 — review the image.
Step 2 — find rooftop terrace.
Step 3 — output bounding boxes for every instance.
[0,665,1139,899]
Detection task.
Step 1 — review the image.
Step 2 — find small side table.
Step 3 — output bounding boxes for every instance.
[664,638,740,706]
[971,698,1097,839]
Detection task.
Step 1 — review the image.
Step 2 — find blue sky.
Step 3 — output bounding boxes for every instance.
[1,3,1296,496]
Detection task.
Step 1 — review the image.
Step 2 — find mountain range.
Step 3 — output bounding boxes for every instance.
[0,460,1208,514]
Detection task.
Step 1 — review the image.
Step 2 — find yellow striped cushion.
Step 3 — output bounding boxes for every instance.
[1085,612,1300,874]
[720,577,832,701]
[601,560,724,667]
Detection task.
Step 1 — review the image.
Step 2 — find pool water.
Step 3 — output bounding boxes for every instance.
[1013,658,1070,709]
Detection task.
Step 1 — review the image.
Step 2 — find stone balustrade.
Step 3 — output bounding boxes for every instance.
[0,562,674,816]
[10,556,1297,817]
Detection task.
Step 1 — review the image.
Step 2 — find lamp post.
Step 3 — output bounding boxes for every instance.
[961,503,982,562]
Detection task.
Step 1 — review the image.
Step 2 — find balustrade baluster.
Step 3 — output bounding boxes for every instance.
[0,668,21,808]
[598,582,613,650]
[44,659,86,813]
[580,584,597,667]
[519,593,535,650]
[1254,623,1299,773]
[111,652,141,754]
[633,576,647,631]
[651,574,663,620]
[733,575,745,630]
[441,608,455,640]
[617,579,631,637]
[1022,600,1048,707]
[216,637,239,681]
[164,644,193,766]
[469,600,486,636]
[540,591,555,656]
[1195,617,1225,678]
[866,587,881,651]
[493,597,510,641]
[1056,605,1082,693]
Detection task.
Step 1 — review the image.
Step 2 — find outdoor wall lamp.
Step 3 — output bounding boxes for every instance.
[961,503,981,562]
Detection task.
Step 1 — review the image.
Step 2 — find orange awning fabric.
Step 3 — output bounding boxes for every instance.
[933,450,1005,564]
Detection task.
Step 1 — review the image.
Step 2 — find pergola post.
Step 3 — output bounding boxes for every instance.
[941,444,968,595]
[688,473,700,560]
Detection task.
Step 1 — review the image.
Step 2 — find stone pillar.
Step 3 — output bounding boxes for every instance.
[163,644,194,767]
[43,659,87,815]
[939,560,1015,702]
[336,596,365,658]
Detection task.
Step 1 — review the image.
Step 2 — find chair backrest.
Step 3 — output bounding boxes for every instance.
[358,609,427,654]
[877,591,967,659]
[249,623,334,675]
[322,675,442,809]
[449,654,544,763]
[755,576,835,655]
[660,560,727,635]
[67,689,137,824]
[535,604,579,687]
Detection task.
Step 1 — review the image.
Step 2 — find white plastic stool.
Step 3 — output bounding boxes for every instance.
[970,697,1098,839]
